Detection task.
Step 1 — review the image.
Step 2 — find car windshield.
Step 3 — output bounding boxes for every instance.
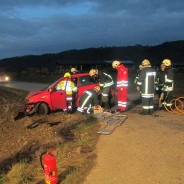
[79,75,97,86]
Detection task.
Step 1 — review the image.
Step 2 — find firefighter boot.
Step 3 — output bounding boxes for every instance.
[101,102,110,110]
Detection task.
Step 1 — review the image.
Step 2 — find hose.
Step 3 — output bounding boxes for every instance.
[164,97,184,114]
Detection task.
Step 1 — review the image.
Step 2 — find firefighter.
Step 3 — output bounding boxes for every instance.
[155,63,166,108]
[89,69,99,83]
[77,86,101,114]
[137,59,156,115]
[56,72,77,112]
[134,64,143,103]
[161,59,174,107]
[89,68,114,109]
[70,68,78,75]
[112,60,128,111]
[134,64,143,91]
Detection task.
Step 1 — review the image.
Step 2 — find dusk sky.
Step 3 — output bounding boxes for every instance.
[0,0,184,59]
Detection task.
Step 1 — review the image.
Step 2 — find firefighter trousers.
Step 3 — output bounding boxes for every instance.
[142,97,154,114]
[101,87,111,108]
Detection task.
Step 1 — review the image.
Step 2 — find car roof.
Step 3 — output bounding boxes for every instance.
[71,72,89,78]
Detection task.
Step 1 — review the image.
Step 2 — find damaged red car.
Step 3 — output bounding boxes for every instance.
[24,73,99,115]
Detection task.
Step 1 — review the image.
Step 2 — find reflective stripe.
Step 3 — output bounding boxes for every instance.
[66,97,72,100]
[137,82,142,85]
[164,86,173,91]
[77,107,84,112]
[143,106,154,109]
[118,101,127,107]
[102,93,108,97]
[86,91,92,95]
[117,80,128,87]
[80,91,92,108]
[165,75,173,83]
[101,81,114,88]
[142,94,154,98]
[143,106,150,109]
[145,72,156,94]
[166,103,172,107]
[147,72,156,76]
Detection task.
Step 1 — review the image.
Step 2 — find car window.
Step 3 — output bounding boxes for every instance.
[72,77,78,86]
[79,76,98,86]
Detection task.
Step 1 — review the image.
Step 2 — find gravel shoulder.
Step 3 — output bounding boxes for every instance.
[84,94,184,184]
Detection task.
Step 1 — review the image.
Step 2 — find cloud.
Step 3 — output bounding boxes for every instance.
[0,0,184,59]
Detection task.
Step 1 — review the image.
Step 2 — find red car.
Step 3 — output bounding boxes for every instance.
[25,73,99,115]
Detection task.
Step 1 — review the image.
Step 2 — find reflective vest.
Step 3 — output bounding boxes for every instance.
[56,78,77,95]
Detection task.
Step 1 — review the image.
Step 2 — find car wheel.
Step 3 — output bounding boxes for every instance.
[37,103,49,115]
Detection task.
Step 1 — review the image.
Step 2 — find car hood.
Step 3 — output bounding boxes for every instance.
[26,90,43,100]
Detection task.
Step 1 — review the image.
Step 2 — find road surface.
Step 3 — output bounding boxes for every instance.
[0,81,51,91]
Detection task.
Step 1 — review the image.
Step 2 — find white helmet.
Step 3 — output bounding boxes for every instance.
[71,68,78,73]
[162,59,171,66]
[142,59,150,66]
[89,69,97,77]
[112,60,121,68]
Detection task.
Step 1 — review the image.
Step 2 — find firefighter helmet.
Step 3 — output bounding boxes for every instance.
[64,72,71,78]
[71,68,77,73]
[112,60,121,68]
[89,69,97,77]
[142,59,150,66]
[94,86,100,92]
[162,59,171,66]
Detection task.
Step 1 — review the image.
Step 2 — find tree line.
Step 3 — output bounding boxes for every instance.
[0,40,183,72]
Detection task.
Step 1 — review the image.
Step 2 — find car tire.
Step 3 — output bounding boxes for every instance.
[37,103,49,115]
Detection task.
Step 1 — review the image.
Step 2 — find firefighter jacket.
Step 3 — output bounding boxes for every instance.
[56,78,77,95]
[77,89,99,112]
[156,69,165,85]
[137,66,156,98]
[163,67,174,92]
[99,69,114,89]
[155,69,165,91]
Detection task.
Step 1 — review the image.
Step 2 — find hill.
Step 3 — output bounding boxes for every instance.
[0,40,184,72]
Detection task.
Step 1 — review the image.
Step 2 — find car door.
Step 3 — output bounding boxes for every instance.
[50,79,67,110]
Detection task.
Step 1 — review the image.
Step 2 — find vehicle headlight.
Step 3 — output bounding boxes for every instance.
[5,76,9,81]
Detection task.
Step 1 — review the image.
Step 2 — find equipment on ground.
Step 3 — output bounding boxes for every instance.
[163,97,184,114]
[93,112,128,135]
[40,150,58,184]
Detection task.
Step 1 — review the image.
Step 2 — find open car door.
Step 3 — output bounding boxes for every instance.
[50,79,68,110]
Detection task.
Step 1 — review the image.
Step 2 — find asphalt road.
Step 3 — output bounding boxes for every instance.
[0,81,51,91]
